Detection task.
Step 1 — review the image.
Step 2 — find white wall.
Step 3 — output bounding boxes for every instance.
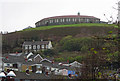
[48,41,52,49]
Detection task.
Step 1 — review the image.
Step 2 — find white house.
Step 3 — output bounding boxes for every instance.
[22,40,53,54]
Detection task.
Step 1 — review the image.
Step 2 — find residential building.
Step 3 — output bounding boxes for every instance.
[22,40,52,54]
[35,13,101,27]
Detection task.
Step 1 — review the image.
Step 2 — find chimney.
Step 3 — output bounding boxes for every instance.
[78,12,80,16]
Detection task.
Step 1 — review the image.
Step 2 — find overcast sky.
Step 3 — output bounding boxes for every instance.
[0,0,119,32]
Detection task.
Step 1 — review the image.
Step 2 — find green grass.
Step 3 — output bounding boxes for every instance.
[21,23,117,32]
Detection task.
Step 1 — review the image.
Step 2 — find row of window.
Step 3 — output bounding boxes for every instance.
[24,45,48,50]
[36,18,99,26]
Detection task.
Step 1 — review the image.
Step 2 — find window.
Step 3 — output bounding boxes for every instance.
[38,23,40,26]
[46,45,48,49]
[69,18,71,21]
[66,19,68,22]
[7,64,10,67]
[33,45,36,49]
[63,19,65,22]
[37,45,40,49]
[37,65,40,68]
[87,19,89,22]
[74,18,76,22]
[60,19,62,22]
[56,19,59,22]
[73,18,74,22]
[51,20,53,23]
[49,20,51,23]
[42,45,44,49]
[25,45,28,49]
[13,64,18,68]
[29,45,32,49]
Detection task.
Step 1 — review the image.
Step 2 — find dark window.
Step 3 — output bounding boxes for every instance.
[13,64,18,68]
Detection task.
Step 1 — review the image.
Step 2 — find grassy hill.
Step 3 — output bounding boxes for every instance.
[3,23,118,53]
[22,23,117,31]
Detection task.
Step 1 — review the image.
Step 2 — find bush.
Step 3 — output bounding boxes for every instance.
[54,57,65,62]
[60,37,93,52]
[43,49,56,56]
[74,56,84,62]
[13,47,22,53]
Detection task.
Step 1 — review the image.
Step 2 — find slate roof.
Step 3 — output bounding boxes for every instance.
[2,53,42,65]
[23,41,49,45]
[14,72,64,79]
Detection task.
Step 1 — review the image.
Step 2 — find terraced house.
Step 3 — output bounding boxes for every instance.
[35,12,101,27]
[22,40,52,54]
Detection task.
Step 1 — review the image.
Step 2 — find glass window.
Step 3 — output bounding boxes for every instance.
[56,19,59,22]
[33,45,36,49]
[60,19,62,22]
[74,18,76,22]
[29,45,32,49]
[37,65,40,68]
[66,19,68,22]
[25,45,28,49]
[42,45,44,49]
[73,18,74,22]
[69,18,71,21]
[87,19,89,22]
[46,45,48,48]
[37,45,40,49]
[63,19,65,22]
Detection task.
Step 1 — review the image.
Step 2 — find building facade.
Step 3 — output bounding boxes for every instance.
[35,13,100,27]
[22,41,52,54]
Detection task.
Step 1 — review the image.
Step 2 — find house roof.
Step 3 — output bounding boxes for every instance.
[23,41,50,45]
[37,15,100,23]
[14,72,61,79]
[2,53,42,65]
[69,61,82,67]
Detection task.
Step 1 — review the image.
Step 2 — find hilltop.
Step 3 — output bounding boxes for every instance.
[22,23,117,31]
[2,23,118,54]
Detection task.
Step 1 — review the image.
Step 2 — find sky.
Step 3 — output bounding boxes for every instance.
[0,0,119,32]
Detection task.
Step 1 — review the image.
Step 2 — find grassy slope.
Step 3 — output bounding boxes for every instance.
[22,23,117,32]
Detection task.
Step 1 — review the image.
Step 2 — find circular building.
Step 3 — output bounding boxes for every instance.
[35,13,100,27]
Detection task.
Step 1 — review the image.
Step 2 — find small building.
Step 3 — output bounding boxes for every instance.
[22,40,52,54]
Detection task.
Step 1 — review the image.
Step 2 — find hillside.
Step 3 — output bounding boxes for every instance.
[2,23,118,53]
[22,23,117,31]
